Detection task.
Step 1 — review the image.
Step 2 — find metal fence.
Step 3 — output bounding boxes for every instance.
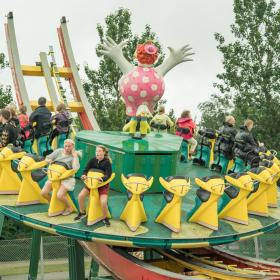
[0,229,279,278]
[0,235,91,279]
[221,227,280,261]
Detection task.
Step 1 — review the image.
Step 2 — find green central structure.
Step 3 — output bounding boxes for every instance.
[76,131,183,193]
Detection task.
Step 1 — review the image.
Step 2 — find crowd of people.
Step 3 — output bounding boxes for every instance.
[0,97,72,149]
[149,105,266,166]
[0,99,266,227]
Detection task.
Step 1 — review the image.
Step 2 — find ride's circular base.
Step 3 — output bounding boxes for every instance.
[0,162,279,249]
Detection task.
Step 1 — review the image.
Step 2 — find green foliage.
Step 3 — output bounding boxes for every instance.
[199,0,280,149]
[0,217,32,240]
[84,8,165,131]
[0,53,13,109]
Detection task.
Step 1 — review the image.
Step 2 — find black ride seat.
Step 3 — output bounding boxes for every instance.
[259,161,273,168]
[196,188,211,202]
[26,153,45,162]
[52,161,70,170]
[165,175,189,182]
[200,175,221,182]
[224,186,240,199]
[31,169,47,182]
[163,190,174,203]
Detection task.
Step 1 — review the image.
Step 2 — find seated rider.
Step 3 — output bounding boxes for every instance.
[41,139,80,215]
[18,105,32,140]
[29,97,52,139]
[176,110,197,155]
[234,119,264,166]
[214,115,237,159]
[75,145,112,227]
[6,104,20,129]
[150,105,174,133]
[49,103,72,145]
[0,109,18,148]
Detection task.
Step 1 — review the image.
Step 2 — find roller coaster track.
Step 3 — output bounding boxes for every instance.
[4,12,100,131]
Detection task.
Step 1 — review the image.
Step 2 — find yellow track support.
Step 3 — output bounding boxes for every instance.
[21,65,72,78]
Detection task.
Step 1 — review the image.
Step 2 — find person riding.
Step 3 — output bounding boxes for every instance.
[234,119,264,166]
[41,139,80,215]
[150,105,174,133]
[6,104,20,128]
[176,110,197,155]
[18,105,31,140]
[75,145,112,227]
[0,109,18,148]
[29,97,52,139]
[214,115,237,159]
[49,103,72,145]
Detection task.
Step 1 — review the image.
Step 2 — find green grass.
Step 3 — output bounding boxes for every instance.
[0,258,91,276]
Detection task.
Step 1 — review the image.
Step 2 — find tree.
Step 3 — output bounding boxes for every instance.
[199,0,280,149]
[83,8,165,131]
[0,53,13,108]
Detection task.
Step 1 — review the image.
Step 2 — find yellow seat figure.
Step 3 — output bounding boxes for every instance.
[259,160,280,208]
[0,146,26,194]
[84,169,115,226]
[17,154,49,205]
[219,173,253,225]
[120,173,153,231]
[247,166,273,217]
[188,176,225,230]
[155,176,190,233]
[47,161,78,217]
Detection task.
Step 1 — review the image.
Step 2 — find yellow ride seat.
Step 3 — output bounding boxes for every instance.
[155,176,190,233]
[0,146,26,194]
[188,176,225,230]
[84,169,115,226]
[17,154,49,205]
[47,161,78,217]
[219,173,253,225]
[120,173,153,231]
[247,166,273,217]
[259,160,280,208]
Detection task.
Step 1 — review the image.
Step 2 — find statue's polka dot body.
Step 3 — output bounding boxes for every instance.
[118,66,165,116]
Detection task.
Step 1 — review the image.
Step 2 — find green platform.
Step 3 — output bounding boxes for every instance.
[0,162,279,249]
[76,131,182,193]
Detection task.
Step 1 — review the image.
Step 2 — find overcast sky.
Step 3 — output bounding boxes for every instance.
[0,0,235,120]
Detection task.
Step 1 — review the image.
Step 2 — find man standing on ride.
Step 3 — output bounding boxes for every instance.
[29,97,52,139]
[41,139,80,215]
[75,145,112,227]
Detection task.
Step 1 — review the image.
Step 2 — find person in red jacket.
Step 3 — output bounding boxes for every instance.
[176,110,197,155]
[18,105,30,139]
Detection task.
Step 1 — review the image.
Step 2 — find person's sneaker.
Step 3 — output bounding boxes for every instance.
[74,212,86,221]
[103,218,111,227]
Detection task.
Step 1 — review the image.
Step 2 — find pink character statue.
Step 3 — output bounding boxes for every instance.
[100,37,194,137]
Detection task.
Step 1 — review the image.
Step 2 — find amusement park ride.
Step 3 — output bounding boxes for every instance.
[0,12,279,280]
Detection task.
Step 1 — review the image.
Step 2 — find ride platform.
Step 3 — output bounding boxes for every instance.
[0,161,279,249]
